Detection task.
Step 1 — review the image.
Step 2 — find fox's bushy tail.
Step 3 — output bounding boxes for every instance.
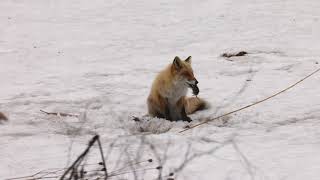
[185,97,208,115]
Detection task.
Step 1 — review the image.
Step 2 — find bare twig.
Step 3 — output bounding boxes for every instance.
[97,136,108,179]
[221,51,248,58]
[40,109,79,117]
[110,159,153,175]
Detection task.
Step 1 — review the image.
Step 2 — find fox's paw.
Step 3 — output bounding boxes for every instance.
[183,116,192,123]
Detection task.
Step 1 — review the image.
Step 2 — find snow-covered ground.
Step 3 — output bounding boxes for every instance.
[1,0,320,179]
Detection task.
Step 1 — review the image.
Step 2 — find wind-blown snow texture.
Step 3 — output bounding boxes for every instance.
[1,0,320,179]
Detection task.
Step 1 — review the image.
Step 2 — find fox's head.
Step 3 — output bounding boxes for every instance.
[171,56,199,95]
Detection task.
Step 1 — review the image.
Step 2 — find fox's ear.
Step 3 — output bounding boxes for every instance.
[173,56,182,70]
[185,56,192,63]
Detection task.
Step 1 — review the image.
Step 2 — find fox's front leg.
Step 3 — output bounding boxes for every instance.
[181,105,192,122]
[164,98,172,121]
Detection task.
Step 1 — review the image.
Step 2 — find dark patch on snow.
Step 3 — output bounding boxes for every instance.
[0,112,8,122]
[221,51,248,58]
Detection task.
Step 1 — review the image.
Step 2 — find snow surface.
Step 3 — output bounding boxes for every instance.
[1,0,320,179]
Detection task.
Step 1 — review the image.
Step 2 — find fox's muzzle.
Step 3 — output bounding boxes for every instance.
[187,79,199,95]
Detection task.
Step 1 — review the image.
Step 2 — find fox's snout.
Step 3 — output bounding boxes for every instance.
[187,79,198,86]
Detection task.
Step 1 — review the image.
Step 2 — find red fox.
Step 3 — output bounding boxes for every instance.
[147,56,207,122]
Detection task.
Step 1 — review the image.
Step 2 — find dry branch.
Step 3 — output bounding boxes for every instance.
[221,51,248,58]
[40,110,79,118]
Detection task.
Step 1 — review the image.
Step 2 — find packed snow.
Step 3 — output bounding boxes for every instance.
[1,0,320,179]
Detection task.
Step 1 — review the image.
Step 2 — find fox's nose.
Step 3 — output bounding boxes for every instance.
[195,79,198,85]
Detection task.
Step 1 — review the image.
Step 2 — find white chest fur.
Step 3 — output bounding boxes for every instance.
[167,81,188,104]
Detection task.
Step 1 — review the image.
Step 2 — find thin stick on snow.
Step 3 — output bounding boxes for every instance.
[97,135,108,179]
[179,67,320,133]
[40,109,79,117]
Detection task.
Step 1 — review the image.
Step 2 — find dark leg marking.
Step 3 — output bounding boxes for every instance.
[181,105,192,122]
[164,98,172,121]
